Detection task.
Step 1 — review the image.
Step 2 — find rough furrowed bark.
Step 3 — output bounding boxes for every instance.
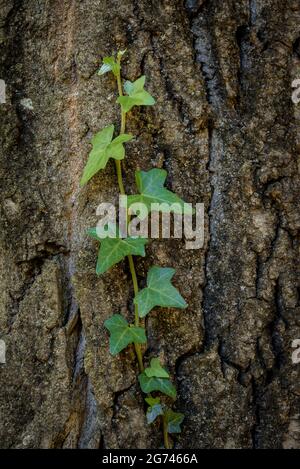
[0,0,299,449]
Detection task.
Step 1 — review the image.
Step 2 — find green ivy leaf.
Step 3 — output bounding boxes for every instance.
[87,227,148,275]
[104,314,146,355]
[109,133,134,159]
[145,397,161,407]
[80,125,133,186]
[144,358,169,378]
[127,168,193,215]
[164,409,184,434]
[97,237,148,275]
[117,76,155,113]
[138,372,177,399]
[98,56,120,76]
[145,397,164,424]
[134,266,187,318]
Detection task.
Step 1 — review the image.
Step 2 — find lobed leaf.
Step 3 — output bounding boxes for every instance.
[80,125,133,186]
[104,314,146,355]
[144,358,169,378]
[88,227,148,275]
[134,266,187,318]
[138,372,177,399]
[146,398,164,424]
[164,409,184,434]
[117,75,155,113]
[127,168,193,216]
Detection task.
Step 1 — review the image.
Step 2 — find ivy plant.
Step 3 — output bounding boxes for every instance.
[127,168,193,215]
[134,266,187,318]
[81,50,188,448]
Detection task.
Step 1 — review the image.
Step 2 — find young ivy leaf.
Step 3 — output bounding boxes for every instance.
[80,125,133,186]
[134,266,187,318]
[127,168,193,216]
[98,56,120,76]
[139,372,177,399]
[87,227,148,275]
[144,358,169,378]
[164,409,184,434]
[104,314,146,355]
[117,76,155,113]
[145,396,161,407]
[145,397,164,424]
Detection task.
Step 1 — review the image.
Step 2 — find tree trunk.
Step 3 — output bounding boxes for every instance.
[0,0,299,449]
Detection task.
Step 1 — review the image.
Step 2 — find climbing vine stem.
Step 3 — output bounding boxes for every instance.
[163,414,171,449]
[115,52,144,372]
[80,50,187,448]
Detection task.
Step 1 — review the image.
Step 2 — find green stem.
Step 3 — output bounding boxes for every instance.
[115,52,173,449]
[116,62,126,135]
[128,254,140,327]
[115,54,144,374]
[115,160,126,196]
[162,415,171,449]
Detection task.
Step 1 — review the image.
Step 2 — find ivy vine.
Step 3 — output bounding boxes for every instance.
[81,50,188,448]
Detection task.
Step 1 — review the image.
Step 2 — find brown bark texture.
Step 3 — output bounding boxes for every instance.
[0,0,300,449]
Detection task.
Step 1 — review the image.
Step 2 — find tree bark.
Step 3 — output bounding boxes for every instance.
[0,0,299,449]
